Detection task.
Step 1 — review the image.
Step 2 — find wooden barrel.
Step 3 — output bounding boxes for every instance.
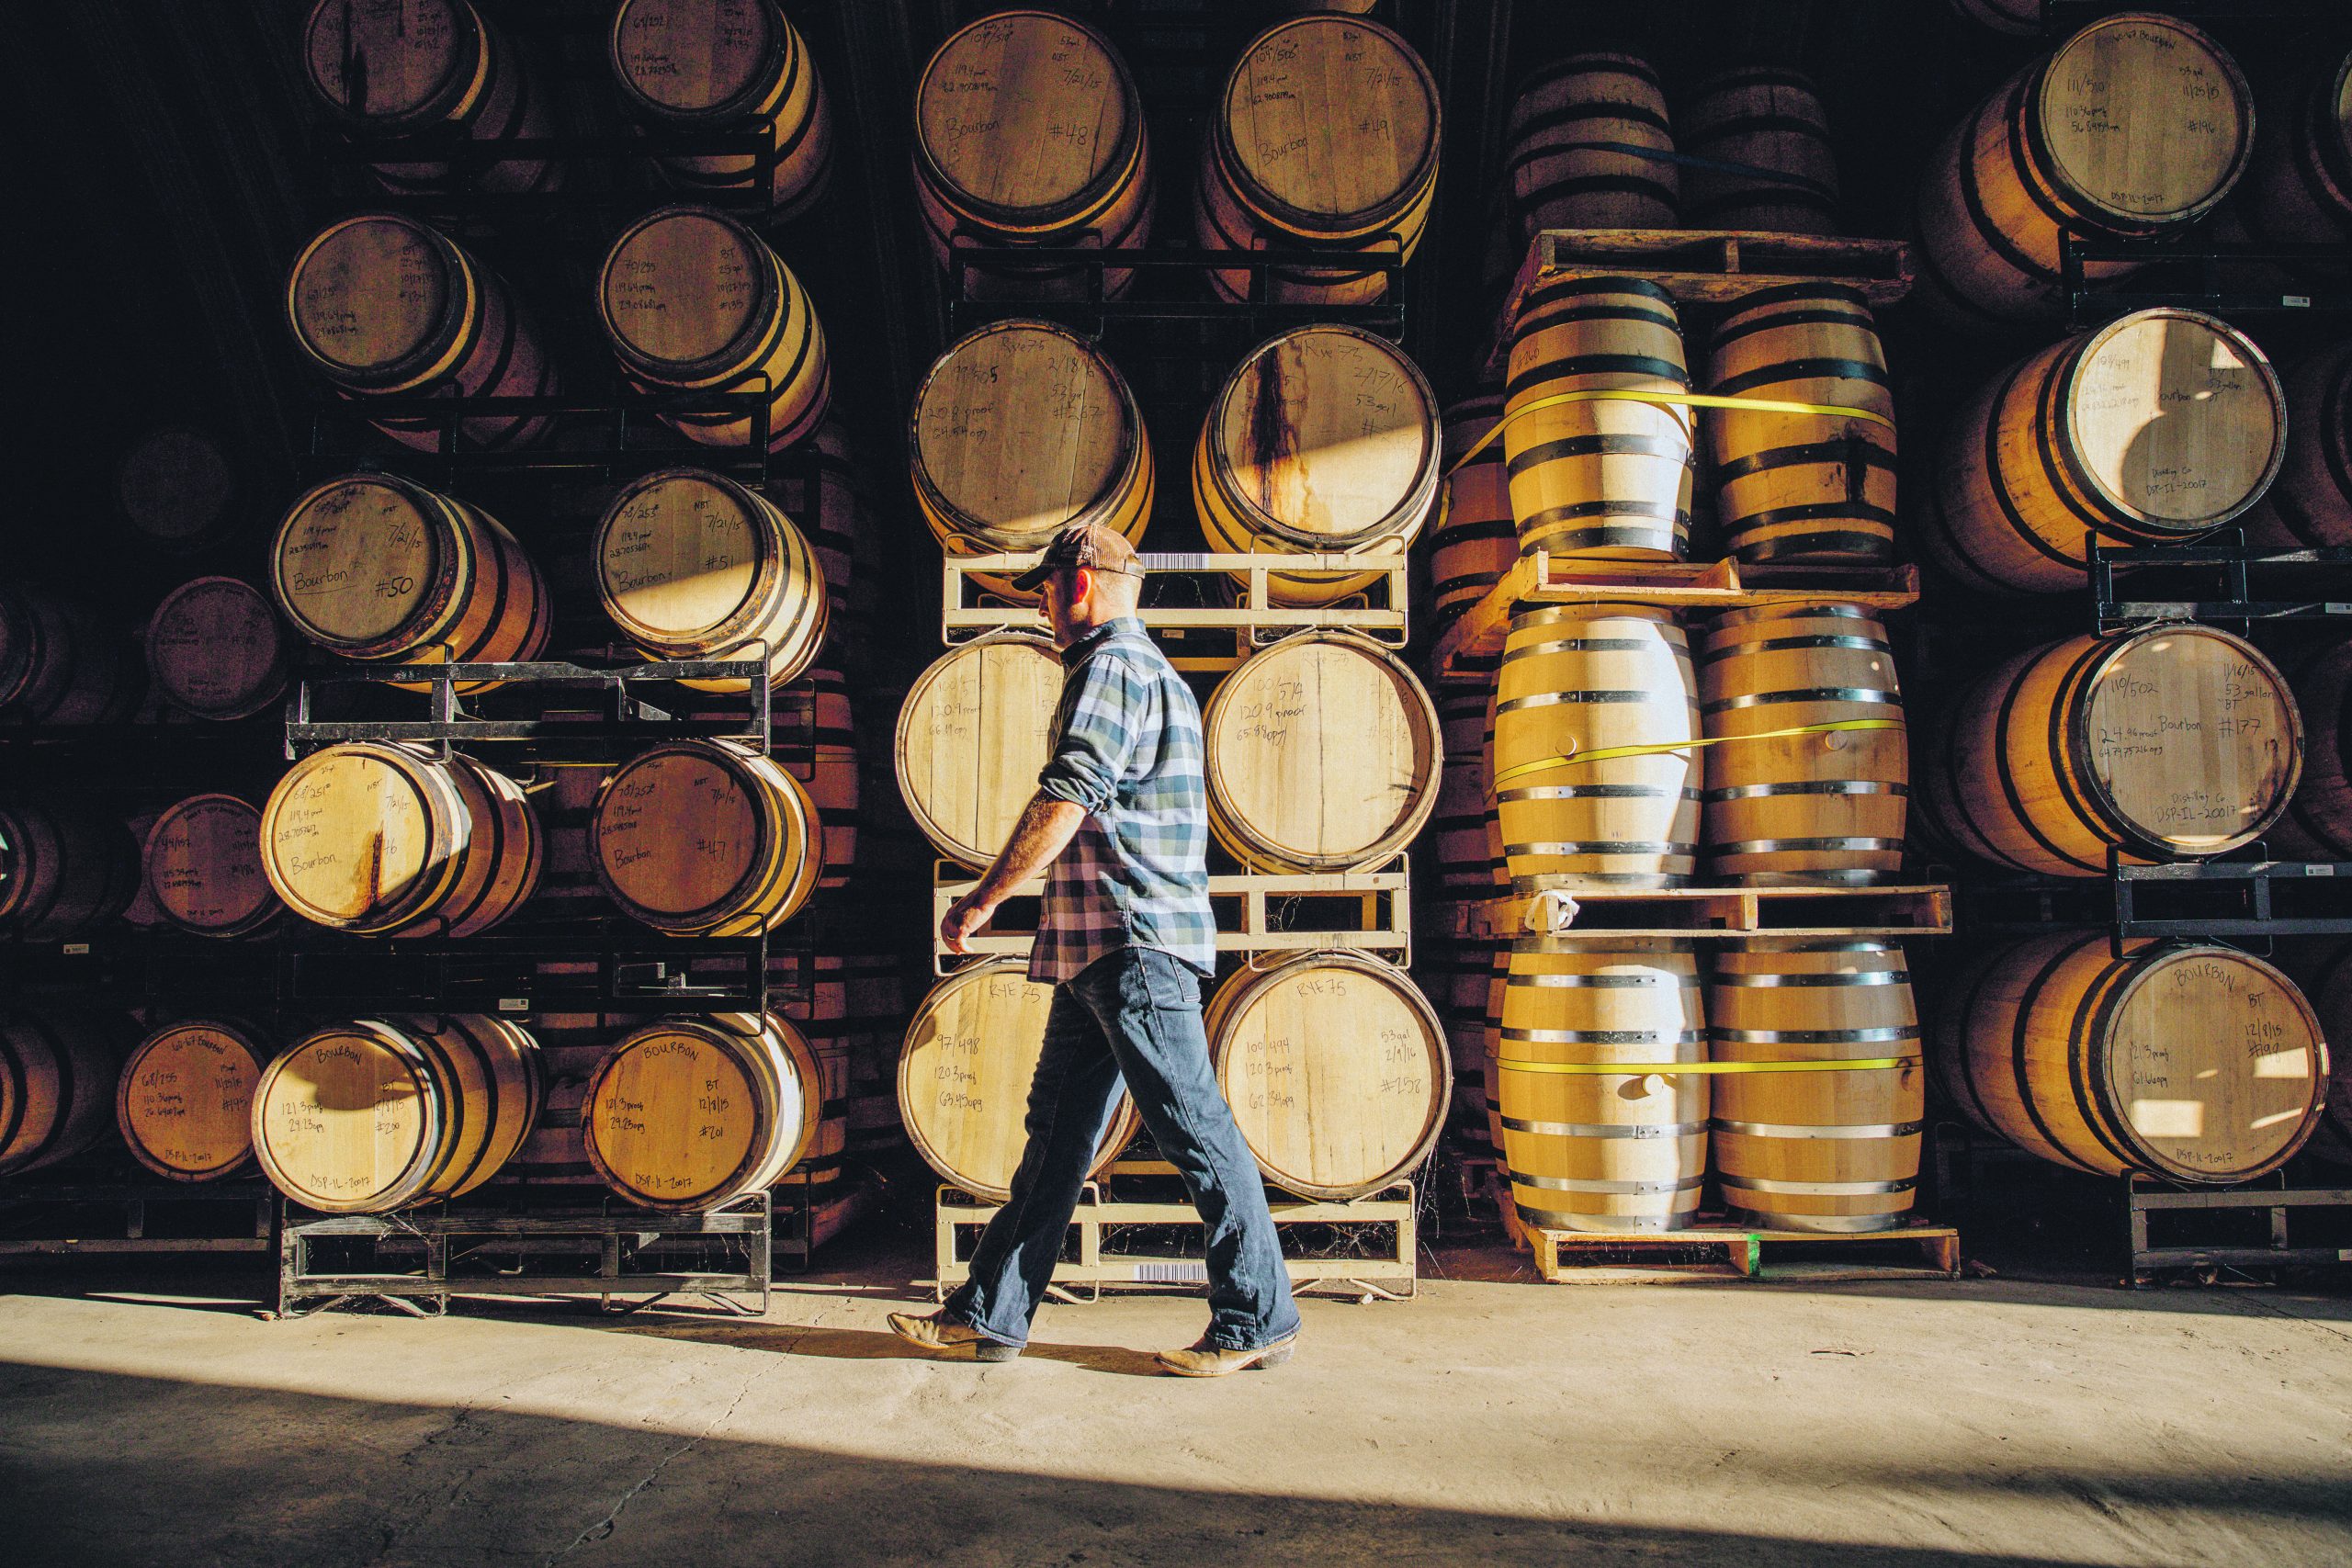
[1938,934,2327,1182]
[1922,310,2284,594]
[0,1012,130,1177]
[775,420,873,660]
[1703,287,1895,563]
[116,1020,268,1182]
[1948,0,2044,32]
[1680,68,1840,234]
[1698,604,1908,886]
[1495,604,1701,890]
[1197,16,1441,305]
[270,474,549,688]
[2242,339,2352,549]
[1432,683,1499,897]
[610,0,833,218]
[1424,940,1495,1158]
[1505,277,1694,561]
[261,743,542,937]
[899,958,1141,1202]
[300,0,557,196]
[589,739,819,937]
[910,319,1153,595]
[1206,953,1449,1201]
[2300,949,2352,1165]
[2237,51,2352,263]
[0,584,141,725]
[0,805,139,939]
[895,633,1066,870]
[252,1014,541,1213]
[597,205,830,451]
[2272,640,2352,858]
[1194,325,1442,605]
[1921,625,2300,877]
[581,1012,818,1212]
[777,665,859,890]
[1708,942,1923,1233]
[145,578,287,722]
[1915,14,2253,323]
[116,428,237,553]
[1204,631,1442,874]
[1498,939,1707,1233]
[143,795,279,940]
[1481,943,1510,1154]
[594,468,829,691]
[913,11,1152,299]
[1508,55,1676,237]
[286,214,557,452]
[1431,395,1517,636]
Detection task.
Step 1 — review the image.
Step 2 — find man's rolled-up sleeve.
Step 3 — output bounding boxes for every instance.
[1037,655,1141,813]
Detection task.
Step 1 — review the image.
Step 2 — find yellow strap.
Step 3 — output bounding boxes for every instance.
[1498,1058,1916,1076]
[1492,717,1903,788]
[1450,387,1894,477]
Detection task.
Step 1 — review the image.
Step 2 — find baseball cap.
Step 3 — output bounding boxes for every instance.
[1011,522,1143,592]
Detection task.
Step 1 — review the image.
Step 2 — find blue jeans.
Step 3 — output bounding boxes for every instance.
[946,946,1302,1352]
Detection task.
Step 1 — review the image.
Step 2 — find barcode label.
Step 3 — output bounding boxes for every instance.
[1132,1261,1209,1284]
[2285,296,2312,308]
[499,998,530,1012]
[2309,865,2336,877]
[62,943,90,956]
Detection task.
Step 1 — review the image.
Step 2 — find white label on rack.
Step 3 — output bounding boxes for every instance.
[2284,296,2312,308]
[2308,865,2336,877]
[62,943,90,956]
[499,997,529,1012]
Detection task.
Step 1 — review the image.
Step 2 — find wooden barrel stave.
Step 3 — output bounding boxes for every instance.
[0,585,141,725]
[2241,338,2352,549]
[2270,639,2352,859]
[2237,51,2352,265]
[1708,941,1923,1233]
[896,632,1069,871]
[0,804,140,940]
[1431,394,1516,636]
[1498,939,1708,1233]
[117,1019,269,1182]
[610,0,834,217]
[1207,953,1449,1201]
[1508,55,1678,236]
[0,1011,132,1177]
[1680,67,1840,234]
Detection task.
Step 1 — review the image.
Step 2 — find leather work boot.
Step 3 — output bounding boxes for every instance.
[1154,1333,1298,1378]
[887,1309,1021,1362]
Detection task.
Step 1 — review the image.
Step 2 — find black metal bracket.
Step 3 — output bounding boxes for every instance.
[2088,536,2352,633]
[1958,849,2352,947]
[2063,231,2352,328]
[305,385,782,489]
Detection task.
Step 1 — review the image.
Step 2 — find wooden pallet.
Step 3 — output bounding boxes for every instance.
[1431,550,1919,682]
[1482,228,1915,378]
[1452,883,1953,942]
[933,856,1411,970]
[1522,1221,1962,1284]
[934,1178,1417,1302]
[943,551,1408,671]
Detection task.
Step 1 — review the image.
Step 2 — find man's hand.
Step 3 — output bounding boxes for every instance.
[941,890,994,955]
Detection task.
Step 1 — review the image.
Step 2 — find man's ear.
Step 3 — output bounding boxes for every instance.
[1070,566,1094,607]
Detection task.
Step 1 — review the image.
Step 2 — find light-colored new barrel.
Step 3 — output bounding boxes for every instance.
[1498,939,1708,1233]
[1505,276,1694,560]
[1708,942,1923,1233]
[1920,625,2300,877]
[1938,934,2327,1182]
[261,743,542,937]
[270,474,550,687]
[0,805,139,940]
[1915,13,2253,322]
[1204,630,1441,874]
[252,1014,541,1213]
[145,578,288,722]
[895,632,1065,870]
[1506,55,1676,236]
[2242,339,2352,549]
[597,205,830,451]
[610,0,833,217]
[899,958,1140,1202]
[910,320,1153,597]
[0,1012,130,1177]
[0,585,141,725]
[1431,395,1516,636]
[301,0,557,195]
[594,468,829,691]
[117,1020,268,1182]
[116,428,237,553]
[912,10,1151,299]
[286,214,557,450]
[1704,287,1895,563]
[143,795,279,940]
[1495,604,1701,890]
[1699,604,1907,886]
[1194,324,1441,605]
[1207,953,1449,1201]
[582,1012,819,1212]
[589,739,820,937]
[1196,16,1440,304]
[1681,67,1840,233]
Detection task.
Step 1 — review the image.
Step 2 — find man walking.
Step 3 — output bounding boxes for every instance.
[888,524,1302,1377]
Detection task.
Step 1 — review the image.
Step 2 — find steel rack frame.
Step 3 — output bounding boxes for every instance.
[304,386,784,489]
[1959,852,2352,946]
[2122,1176,2352,1287]
[2088,538,2352,632]
[2062,233,2352,328]
[943,236,1408,345]
[274,1190,773,1319]
[0,1178,277,1258]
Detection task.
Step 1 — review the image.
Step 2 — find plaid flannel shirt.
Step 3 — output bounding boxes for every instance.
[1028,616,1216,985]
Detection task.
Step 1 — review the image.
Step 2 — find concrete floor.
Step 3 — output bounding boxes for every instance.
[3,1236,2348,1568]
